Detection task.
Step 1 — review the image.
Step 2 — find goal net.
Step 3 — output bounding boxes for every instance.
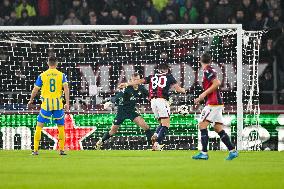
[0,25,263,150]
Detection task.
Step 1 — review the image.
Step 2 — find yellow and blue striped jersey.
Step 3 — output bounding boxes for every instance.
[35,69,68,111]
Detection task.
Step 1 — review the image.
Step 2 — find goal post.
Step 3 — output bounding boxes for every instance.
[0,24,262,151]
[236,25,243,151]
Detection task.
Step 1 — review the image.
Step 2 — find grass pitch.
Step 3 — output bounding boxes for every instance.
[0,150,283,189]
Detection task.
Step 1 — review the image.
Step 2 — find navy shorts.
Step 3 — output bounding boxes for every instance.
[113,110,140,126]
[37,109,65,125]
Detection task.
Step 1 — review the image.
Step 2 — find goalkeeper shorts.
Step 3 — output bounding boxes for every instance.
[113,110,140,126]
[37,109,65,125]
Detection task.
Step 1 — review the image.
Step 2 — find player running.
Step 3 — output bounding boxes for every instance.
[95,73,153,149]
[28,57,69,156]
[119,64,185,151]
[192,53,238,160]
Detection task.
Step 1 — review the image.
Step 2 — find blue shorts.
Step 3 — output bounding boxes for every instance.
[37,109,65,125]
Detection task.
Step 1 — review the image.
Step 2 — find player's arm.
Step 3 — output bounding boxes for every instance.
[169,75,186,93]
[140,85,149,97]
[62,74,70,111]
[194,78,221,104]
[28,75,42,106]
[28,86,40,105]
[172,83,186,93]
[110,91,124,104]
[63,84,70,111]
[104,91,124,110]
[118,79,145,89]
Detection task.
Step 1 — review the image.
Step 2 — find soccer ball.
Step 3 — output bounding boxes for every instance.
[103,101,113,111]
[178,105,189,116]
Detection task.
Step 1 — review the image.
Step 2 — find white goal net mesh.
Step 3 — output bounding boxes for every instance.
[0,27,263,150]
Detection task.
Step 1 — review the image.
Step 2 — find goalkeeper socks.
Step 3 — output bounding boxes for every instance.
[157,126,168,144]
[33,126,42,151]
[144,129,153,143]
[200,129,209,152]
[102,132,112,142]
[58,126,65,151]
[218,130,234,151]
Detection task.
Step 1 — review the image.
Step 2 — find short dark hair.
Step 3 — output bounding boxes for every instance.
[200,53,212,64]
[131,73,140,78]
[48,57,58,66]
[157,63,169,72]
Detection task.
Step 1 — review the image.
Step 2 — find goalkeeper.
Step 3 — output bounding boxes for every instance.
[95,73,153,149]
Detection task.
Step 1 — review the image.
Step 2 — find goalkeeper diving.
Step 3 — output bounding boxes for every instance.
[96,73,153,149]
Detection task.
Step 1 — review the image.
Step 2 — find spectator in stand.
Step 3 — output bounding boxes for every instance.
[255,0,269,16]
[5,11,17,25]
[0,0,14,21]
[63,10,82,25]
[240,0,255,24]
[200,0,214,23]
[145,16,154,25]
[86,10,97,25]
[228,16,237,24]
[71,0,89,23]
[259,67,274,104]
[129,15,138,25]
[179,0,199,24]
[214,0,234,24]
[140,0,160,24]
[124,0,142,18]
[16,9,33,25]
[108,8,126,25]
[235,9,250,30]
[161,0,180,23]
[37,0,53,25]
[180,11,189,24]
[260,38,274,63]
[250,10,265,30]
[273,27,284,90]
[97,0,112,25]
[15,0,36,19]
[202,15,211,24]
[163,12,176,24]
[264,11,283,29]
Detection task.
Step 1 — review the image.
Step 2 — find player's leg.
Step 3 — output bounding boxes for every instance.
[214,123,238,160]
[54,110,66,155]
[214,123,234,151]
[152,99,170,151]
[157,117,170,144]
[192,120,210,160]
[96,113,124,149]
[192,106,211,160]
[132,115,153,144]
[33,121,44,155]
[96,125,120,150]
[33,109,52,155]
[150,99,160,144]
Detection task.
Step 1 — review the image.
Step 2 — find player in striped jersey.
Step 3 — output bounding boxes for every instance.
[28,57,69,156]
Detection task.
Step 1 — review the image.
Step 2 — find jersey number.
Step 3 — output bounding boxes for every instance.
[151,76,167,89]
[50,79,56,92]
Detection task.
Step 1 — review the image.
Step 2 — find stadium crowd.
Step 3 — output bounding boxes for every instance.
[0,0,283,104]
[0,0,282,29]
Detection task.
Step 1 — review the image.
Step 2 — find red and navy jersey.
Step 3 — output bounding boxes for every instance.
[144,73,177,100]
[202,65,223,105]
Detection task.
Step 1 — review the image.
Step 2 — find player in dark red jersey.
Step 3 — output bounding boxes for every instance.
[119,64,185,151]
[192,53,238,160]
